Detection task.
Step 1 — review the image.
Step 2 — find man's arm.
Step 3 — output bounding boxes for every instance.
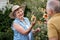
[49,37,58,40]
[47,22,58,40]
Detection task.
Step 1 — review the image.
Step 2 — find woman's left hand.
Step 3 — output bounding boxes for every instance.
[35,27,40,33]
[32,27,40,33]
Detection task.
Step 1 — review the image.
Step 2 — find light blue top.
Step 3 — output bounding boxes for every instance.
[11,17,34,40]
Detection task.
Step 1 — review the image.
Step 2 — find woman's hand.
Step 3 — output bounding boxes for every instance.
[35,27,40,32]
[32,27,40,34]
[31,16,36,26]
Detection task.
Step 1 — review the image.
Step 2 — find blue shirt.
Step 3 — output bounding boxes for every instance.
[11,17,34,40]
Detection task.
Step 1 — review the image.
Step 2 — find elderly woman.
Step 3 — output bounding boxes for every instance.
[9,5,40,40]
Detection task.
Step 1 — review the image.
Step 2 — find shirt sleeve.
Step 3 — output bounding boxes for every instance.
[13,19,19,24]
[11,19,19,31]
[47,22,58,38]
[25,17,31,25]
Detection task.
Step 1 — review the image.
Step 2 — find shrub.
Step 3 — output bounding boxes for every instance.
[0,7,13,40]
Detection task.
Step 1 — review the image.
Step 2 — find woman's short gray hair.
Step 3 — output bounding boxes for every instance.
[46,0,60,13]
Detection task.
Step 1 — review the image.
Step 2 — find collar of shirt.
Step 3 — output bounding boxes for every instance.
[51,13,60,18]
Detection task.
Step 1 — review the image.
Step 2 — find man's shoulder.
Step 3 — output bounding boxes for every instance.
[48,17,54,24]
[48,16,60,24]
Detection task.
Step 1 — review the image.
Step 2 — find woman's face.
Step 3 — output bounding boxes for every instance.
[15,8,24,19]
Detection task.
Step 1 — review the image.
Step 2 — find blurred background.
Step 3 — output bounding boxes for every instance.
[0,0,48,40]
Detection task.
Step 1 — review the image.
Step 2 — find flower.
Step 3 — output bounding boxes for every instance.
[31,15,36,21]
[43,13,48,19]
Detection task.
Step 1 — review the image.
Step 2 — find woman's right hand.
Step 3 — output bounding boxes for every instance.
[31,17,36,26]
[31,21,35,26]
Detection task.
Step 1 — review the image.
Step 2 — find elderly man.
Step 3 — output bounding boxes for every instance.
[46,0,60,40]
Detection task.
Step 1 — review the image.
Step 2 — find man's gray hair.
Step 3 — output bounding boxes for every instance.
[46,0,60,13]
